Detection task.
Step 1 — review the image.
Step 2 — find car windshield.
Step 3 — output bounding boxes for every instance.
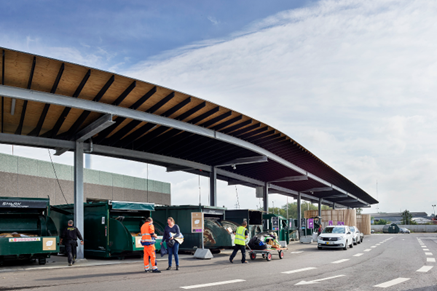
[350,227,355,232]
[322,227,345,234]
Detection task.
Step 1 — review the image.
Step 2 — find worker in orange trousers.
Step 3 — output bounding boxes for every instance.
[141,217,161,273]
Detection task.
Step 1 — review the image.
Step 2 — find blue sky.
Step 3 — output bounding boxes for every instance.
[1,0,314,69]
[1,0,437,214]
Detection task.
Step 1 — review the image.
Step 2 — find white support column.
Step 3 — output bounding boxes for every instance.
[74,141,84,260]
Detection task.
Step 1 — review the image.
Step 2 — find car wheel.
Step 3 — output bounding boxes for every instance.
[343,241,348,250]
[357,239,361,244]
[361,238,364,243]
[318,246,322,250]
[353,242,357,245]
[350,241,353,248]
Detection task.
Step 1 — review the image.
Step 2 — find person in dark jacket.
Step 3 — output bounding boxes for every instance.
[162,217,181,270]
[60,220,84,266]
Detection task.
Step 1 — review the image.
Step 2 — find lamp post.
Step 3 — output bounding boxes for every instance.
[432,205,436,217]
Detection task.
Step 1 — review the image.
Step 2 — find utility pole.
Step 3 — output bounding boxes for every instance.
[432,205,436,217]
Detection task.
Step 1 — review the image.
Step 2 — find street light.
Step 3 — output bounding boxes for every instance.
[432,205,436,217]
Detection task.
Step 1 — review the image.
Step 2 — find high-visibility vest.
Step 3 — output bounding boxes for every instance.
[234,226,247,246]
[141,222,155,245]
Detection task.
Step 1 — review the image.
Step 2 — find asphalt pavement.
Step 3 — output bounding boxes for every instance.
[1,233,436,291]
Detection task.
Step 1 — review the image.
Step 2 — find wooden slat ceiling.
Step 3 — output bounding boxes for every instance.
[0,47,378,206]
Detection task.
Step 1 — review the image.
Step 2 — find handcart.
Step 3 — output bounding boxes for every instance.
[247,244,288,261]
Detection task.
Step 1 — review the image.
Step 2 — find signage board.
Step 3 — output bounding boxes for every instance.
[191,212,204,233]
[0,200,47,209]
[271,216,279,231]
[307,218,314,229]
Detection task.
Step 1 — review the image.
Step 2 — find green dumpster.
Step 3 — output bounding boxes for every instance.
[263,214,289,244]
[50,199,161,259]
[383,223,400,234]
[153,205,233,251]
[224,209,263,238]
[0,197,59,265]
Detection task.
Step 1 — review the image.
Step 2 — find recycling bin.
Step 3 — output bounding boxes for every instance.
[50,199,161,259]
[153,205,233,251]
[0,197,59,265]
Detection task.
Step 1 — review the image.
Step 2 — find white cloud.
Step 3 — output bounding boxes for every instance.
[121,0,437,214]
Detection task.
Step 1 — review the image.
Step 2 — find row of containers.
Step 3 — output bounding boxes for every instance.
[0,197,298,265]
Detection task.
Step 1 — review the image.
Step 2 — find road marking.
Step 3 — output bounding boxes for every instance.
[353,253,364,257]
[371,246,377,248]
[364,249,372,252]
[332,259,350,264]
[180,279,246,289]
[425,252,433,256]
[427,258,436,263]
[423,249,429,251]
[282,267,317,274]
[290,251,303,254]
[374,278,410,288]
[295,275,346,285]
[417,266,433,273]
[421,246,426,248]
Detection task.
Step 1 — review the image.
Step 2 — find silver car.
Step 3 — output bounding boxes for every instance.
[349,226,364,245]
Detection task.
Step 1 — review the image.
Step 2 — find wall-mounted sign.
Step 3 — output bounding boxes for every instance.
[191,212,204,233]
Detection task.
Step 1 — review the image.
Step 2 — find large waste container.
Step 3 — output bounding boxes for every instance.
[51,199,161,259]
[0,197,59,265]
[383,223,400,234]
[153,205,233,251]
[263,214,289,243]
[224,209,263,238]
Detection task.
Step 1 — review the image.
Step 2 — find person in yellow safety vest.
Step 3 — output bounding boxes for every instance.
[141,217,161,273]
[229,221,249,264]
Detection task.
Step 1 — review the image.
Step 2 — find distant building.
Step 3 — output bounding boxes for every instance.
[0,153,171,205]
[368,212,428,225]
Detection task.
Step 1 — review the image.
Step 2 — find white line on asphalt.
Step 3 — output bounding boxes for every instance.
[180,279,246,289]
[427,258,436,263]
[332,259,350,264]
[282,267,317,274]
[423,249,429,251]
[417,266,433,273]
[353,253,364,257]
[371,246,377,248]
[425,252,433,256]
[295,275,346,285]
[421,246,426,248]
[290,251,303,254]
[364,249,372,252]
[374,278,410,288]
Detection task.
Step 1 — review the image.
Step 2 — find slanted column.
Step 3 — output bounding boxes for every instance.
[74,141,84,259]
[332,203,336,210]
[209,166,217,206]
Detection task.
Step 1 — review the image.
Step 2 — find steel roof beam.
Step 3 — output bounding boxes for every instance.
[270,175,308,183]
[215,156,268,168]
[0,85,371,206]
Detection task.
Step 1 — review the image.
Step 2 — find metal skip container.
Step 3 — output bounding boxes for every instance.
[263,214,290,244]
[153,205,233,251]
[0,197,59,265]
[223,209,263,239]
[50,200,161,259]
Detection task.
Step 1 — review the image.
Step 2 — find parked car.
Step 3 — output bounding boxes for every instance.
[317,226,354,250]
[350,226,364,245]
[399,228,411,234]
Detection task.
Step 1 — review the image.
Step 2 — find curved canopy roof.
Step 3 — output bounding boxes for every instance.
[0,47,377,208]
